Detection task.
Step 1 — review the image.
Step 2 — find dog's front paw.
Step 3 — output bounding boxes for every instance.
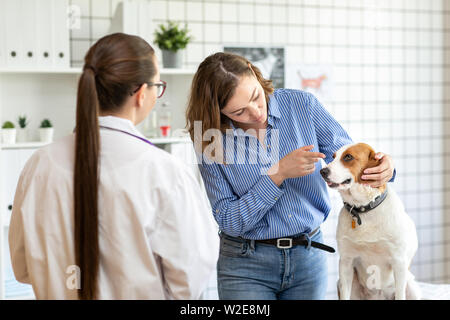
[338,279,351,300]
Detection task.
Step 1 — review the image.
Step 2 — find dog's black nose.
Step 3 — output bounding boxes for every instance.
[320,168,330,178]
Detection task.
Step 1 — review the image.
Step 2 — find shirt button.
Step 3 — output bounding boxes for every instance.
[289,214,292,218]
[267,145,271,148]
[215,209,219,213]
[274,197,278,200]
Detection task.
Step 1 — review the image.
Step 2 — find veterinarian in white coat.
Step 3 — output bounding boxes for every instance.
[9,33,219,300]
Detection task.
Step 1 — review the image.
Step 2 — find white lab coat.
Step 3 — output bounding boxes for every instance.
[8,116,219,300]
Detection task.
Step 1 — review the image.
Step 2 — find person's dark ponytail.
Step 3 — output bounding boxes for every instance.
[74,66,100,300]
[73,33,156,300]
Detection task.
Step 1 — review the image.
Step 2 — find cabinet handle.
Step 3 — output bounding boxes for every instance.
[43,52,49,58]
[27,51,33,57]
[10,51,16,57]
[8,204,12,211]
[59,52,64,58]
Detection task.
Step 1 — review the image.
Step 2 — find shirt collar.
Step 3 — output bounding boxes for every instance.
[228,93,281,136]
[267,93,281,119]
[98,115,146,139]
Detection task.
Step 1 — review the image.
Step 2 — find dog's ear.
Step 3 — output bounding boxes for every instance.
[367,149,381,169]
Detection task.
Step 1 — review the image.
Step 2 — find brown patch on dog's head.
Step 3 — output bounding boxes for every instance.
[340,143,384,190]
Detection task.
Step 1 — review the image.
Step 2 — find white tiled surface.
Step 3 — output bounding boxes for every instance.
[68,0,450,299]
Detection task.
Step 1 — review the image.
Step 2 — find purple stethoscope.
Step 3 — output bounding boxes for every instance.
[99,126,155,146]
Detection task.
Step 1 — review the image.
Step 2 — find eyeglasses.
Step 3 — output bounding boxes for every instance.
[130,80,167,98]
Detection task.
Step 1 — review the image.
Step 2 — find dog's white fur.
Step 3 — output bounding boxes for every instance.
[323,143,421,300]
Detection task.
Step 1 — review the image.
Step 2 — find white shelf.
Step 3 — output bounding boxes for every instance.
[0,68,81,74]
[0,67,196,76]
[149,136,191,144]
[160,68,196,75]
[0,137,191,150]
[0,142,51,150]
[5,294,35,300]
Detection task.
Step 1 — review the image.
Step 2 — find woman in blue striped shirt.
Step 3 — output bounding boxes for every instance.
[186,52,395,300]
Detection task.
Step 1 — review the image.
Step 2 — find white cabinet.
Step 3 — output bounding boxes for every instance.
[0,149,36,299]
[0,0,70,70]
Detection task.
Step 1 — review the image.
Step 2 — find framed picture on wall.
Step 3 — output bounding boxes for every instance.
[285,64,334,101]
[223,46,285,88]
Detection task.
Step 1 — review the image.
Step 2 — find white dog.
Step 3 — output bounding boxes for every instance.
[320,143,421,300]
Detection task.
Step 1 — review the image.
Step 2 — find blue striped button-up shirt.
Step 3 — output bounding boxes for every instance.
[197,89,389,240]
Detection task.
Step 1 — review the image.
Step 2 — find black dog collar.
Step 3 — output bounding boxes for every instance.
[344,189,388,228]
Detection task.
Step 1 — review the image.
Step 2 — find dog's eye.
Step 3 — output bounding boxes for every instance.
[343,154,354,162]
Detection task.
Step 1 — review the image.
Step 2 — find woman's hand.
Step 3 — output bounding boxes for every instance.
[268,145,326,186]
[360,152,395,188]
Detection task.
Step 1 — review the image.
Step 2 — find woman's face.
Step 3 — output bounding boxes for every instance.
[221,75,267,127]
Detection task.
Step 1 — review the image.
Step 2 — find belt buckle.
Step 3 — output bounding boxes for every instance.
[277,238,293,249]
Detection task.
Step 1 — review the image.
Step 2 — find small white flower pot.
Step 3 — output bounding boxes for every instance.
[17,128,28,143]
[39,128,54,143]
[1,128,17,144]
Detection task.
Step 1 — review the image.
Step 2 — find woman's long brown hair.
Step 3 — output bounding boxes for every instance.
[185,52,274,153]
[74,33,156,300]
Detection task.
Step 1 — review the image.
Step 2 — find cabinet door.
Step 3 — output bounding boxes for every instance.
[0,150,20,226]
[1,149,36,227]
[1,149,36,299]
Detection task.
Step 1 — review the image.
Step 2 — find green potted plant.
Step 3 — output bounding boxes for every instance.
[154,20,192,68]
[1,121,16,144]
[39,118,53,143]
[17,114,29,142]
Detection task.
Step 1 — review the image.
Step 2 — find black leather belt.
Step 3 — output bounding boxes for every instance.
[255,228,335,253]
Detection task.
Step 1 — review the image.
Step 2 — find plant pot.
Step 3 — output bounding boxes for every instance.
[1,128,16,144]
[39,128,54,143]
[162,50,183,68]
[17,128,28,142]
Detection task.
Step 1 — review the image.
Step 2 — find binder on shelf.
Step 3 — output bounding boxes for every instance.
[36,0,55,69]
[52,0,70,69]
[1,0,70,70]
[0,0,6,68]
[4,0,23,68]
[111,0,154,46]
[22,0,38,69]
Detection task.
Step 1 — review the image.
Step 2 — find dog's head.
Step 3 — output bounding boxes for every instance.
[320,143,381,191]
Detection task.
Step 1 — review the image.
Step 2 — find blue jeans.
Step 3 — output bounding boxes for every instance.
[217,229,328,300]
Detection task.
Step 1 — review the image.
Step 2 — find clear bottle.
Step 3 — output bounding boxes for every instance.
[143,108,158,138]
[158,102,172,137]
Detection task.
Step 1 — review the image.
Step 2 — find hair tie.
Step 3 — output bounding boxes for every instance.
[84,65,97,75]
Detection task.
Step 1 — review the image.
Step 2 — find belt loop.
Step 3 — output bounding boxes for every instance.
[303,233,312,251]
[249,239,255,251]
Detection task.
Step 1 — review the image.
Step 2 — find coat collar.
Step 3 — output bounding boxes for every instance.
[98,115,146,139]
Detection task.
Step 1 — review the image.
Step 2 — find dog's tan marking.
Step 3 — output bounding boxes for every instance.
[340,143,386,193]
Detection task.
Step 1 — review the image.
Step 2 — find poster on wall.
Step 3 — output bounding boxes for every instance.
[285,64,334,101]
[223,46,285,88]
